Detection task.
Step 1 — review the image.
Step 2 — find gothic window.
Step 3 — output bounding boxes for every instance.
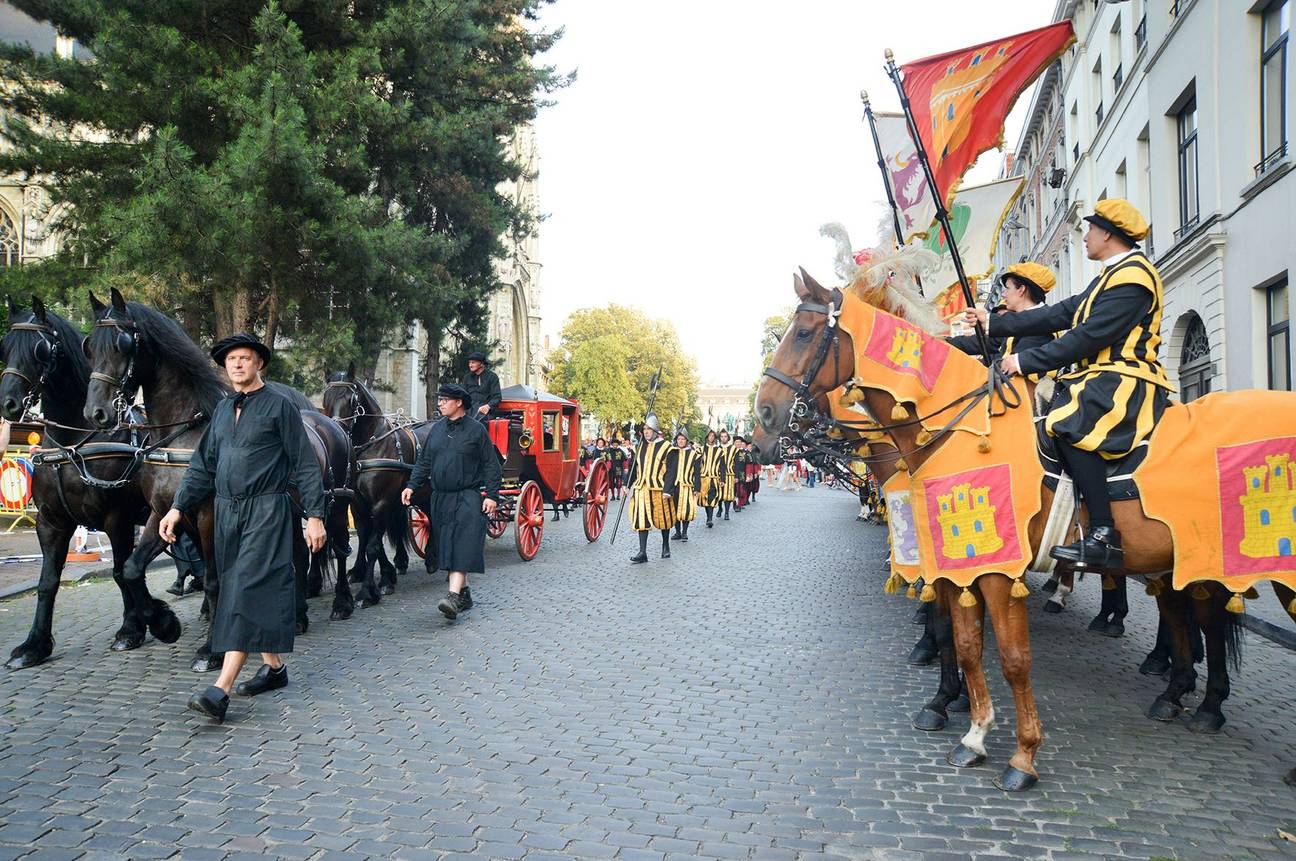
[974,521,983,533]
[951,524,960,537]
[0,209,18,267]
[1261,510,1271,526]
[1179,314,1212,402]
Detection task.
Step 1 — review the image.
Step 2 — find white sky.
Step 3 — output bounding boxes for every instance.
[532,0,1054,386]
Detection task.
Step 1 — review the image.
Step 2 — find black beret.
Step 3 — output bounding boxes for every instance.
[210,332,271,368]
[437,382,471,405]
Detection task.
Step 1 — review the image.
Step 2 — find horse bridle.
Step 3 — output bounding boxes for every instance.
[2,319,63,418]
[760,288,845,436]
[324,379,365,428]
[89,316,141,418]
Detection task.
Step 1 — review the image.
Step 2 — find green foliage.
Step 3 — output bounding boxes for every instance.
[750,307,793,413]
[0,0,566,378]
[549,305,699,431]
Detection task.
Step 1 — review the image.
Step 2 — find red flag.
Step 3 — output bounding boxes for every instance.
[899,21,1075,206]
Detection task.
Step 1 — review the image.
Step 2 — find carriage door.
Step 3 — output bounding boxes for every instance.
[559,405,579,497]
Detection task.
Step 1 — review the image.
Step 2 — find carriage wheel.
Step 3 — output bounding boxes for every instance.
[514,480,544,561]
[487,501,509,539]
[408,508,431,559]
[583,460,610,542]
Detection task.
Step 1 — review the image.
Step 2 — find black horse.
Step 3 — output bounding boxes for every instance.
[322,369,431,607]
[82,288,350,671]
[0,296,181,668]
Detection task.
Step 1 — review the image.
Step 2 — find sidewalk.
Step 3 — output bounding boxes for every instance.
[0,524,170,600]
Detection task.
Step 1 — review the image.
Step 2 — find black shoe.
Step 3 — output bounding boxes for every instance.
[1049,525,1123,571]
[630,553,648,564]
[235,664,288,697]
[679,533,688,542]
[165,576,187,597]
[438,591,463,620]
[459,587,473,611]
[188,686,228,723]
[661,545,671,559]
[723,513,730,521]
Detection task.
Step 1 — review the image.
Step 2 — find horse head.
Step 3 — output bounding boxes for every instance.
[0,296,68,421]
[750,269,855,465]
[322,363,364,427]
[84,288,147,428]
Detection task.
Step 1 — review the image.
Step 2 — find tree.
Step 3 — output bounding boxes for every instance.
[0,0,565,391]
[549,305,699,434]
[750,308,794,415]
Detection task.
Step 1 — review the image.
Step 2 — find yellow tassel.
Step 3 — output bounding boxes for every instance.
[1288,597,1296,616]
[920,583,937,602]
[1145,579,1164,597]
[1010,579,1030,599]
[1101,575,1116,591]
[894,458,908,470]
[958,588,977,608]
[977,437,992,454]
[1225,593,1245,614]
[891,403,909,421]
[842,387,864,406]
[826,426,843,440]
[915,429,932,446]
[1192,583,1211,600]
[1243,586,1260,600]
[906,582,917,600]
[883,572,901,594]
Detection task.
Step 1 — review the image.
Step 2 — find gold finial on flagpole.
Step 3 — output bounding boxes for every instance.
[884,48,894,61]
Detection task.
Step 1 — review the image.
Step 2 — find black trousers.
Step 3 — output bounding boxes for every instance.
[1055,442,1113,528]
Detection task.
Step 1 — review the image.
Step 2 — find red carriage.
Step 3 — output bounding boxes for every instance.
[408,385,611,561]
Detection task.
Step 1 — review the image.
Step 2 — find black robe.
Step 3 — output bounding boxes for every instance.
[406,414,503,573]
[173,386,326,654]
[462,368,502,418]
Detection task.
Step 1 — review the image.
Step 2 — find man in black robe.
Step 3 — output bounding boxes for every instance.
[160,333,326,723]
[462,350,502,422]
[402,383,502,620]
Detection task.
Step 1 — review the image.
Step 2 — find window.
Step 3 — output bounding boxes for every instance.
[1113,64,1124,93]
[1179,314,1212,402]
[1176,97,1200,234]
[542,411,559,451]
[0,210,16,267]
[1268,279,1291,390]
[1261,0,1289,174]
[1136,14,1148,48]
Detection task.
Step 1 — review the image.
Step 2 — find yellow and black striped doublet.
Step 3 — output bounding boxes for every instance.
[992,251,1172,460]
[629,438,676,531]
[669,446,700,524]
[719,443,737,502]
[698,444,726,507]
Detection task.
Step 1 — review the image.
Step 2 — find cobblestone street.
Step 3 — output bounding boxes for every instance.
[0,486,1293,860]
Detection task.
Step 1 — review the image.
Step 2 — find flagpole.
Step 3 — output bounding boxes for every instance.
[884,49,993,363]
[861,91,906,250]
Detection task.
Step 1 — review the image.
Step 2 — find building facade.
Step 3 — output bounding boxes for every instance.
[696,384,753,434]
[996,0,1293,398]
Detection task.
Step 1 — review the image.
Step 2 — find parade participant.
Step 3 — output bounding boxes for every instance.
[698,429,726,528]
[159,333,327,724]
[732,436,751,511]
[962,199,1169,571]
[402,383,502,620]
[669,429,700,541]
[627,413,677,564]
[717,429,736,520]
[462,350,502,422]
[608,437,626,500]
[949,262,1057,378]
[745,443,761,503]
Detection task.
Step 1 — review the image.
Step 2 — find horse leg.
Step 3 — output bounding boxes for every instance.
[104,518,143,651]
[292,525,309,635]
[907,604,938,666]
[389,507,409,577]
[115,518,182,650]
[305,513,324,599]
[913,598,961,732]
[1139,611,1174,676]
[6,516,75,669]
[356,507,384,608]
[193,508,223,672]
[1146,587,1197,720]
[1186,585,1239,734]
[348,503,371,584]
[1276,584,1296,785]
[976,574,1043,791]
[330,504,355,620]
[1103,576,1129,637]
[1088,574,1122,634]
[941,580,994,770]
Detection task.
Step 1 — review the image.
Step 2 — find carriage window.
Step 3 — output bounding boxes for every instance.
[542,411,559,451]
[561,412,572,455]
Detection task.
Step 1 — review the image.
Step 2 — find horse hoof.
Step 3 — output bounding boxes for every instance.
[906,643,938,666]
[347,572,363,584]
[948,694,971,713]
[379,584,395,596]
[1087,613,1109,632]
[357,597,379,609]
[330,607,353,621]
[295,619,309,636]
[911,604,930,625]
[148,611,182,645]
[1146,698,1183,721]
[1284,766,1296,786]
[947,744,987,768]
[191,654,221,673]
[912,707,948,732]
[1102,620,1125,638]
[1187,709,1226,734]
[111,634,144,652]
[396,569,408,578]
[1139,655,1171,676]
[5,647,50,670]
[995,765,1039,792]
[1040,578,1058,595]
[1042,600,1065,614]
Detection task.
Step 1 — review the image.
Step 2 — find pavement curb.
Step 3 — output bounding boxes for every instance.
[0,558,171,602]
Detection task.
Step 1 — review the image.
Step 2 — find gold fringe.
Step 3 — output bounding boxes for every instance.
[915,429,932,446]
[894,458,908,470]
[1225,593,1245,614]
[1243,586,1260,600]
[1145,579,1164,597]
[1010,579,1030,599]
[958,587,977,608]
[1101,575,1116,591]
[920,583,937,602]
[1192,583,1211,600]
[884,572,902,595]
[906,582,917,600]
[977,436,992,454]
[891,403,909,421]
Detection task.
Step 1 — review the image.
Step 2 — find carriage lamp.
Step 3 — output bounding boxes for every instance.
[518,432,533,450]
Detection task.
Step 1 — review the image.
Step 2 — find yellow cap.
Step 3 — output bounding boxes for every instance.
[1002,262,1057,294]
[1084,198,1150,243]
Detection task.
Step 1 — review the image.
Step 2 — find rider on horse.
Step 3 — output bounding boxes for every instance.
[963,199,1170,573]
[949,261,1057,379]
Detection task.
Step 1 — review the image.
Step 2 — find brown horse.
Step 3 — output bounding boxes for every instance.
[752,269,1296,790]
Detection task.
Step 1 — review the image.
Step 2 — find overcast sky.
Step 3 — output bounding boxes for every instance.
[531,0,1054,386]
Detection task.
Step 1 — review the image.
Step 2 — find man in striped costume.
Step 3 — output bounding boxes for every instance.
[964,199,1169,572]
[717,429,737,521]
[628,414,678,564]
[949,261,1058,371]
[669,429,700,541]
[698,429,726,528]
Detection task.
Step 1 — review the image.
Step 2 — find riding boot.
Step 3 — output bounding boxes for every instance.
[705,507,714,527]
[1050,525,1124,571]
[630,531,649,564]
[661,530,671,559]
[672,525,683,540]
[723,502,730,521]
[680,521,690,541]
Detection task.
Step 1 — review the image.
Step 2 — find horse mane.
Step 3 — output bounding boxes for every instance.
[125,301,228,413]
[819,223,946,336]
[42,309,92,393]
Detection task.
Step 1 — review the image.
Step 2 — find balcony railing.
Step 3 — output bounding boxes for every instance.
[1112,64,1124,93]
[1255,141,1289,177]
[1135,15,1147,48]
[1173,215,1200,243]
[1095,102,1105,127]
[1170,0,1188,18]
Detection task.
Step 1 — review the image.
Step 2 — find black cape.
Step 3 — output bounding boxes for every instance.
[462,368,502,416]
[173,386,326,653]
[406,415,502,573]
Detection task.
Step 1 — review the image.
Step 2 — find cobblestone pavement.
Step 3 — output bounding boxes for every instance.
[0,486,1293,860]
